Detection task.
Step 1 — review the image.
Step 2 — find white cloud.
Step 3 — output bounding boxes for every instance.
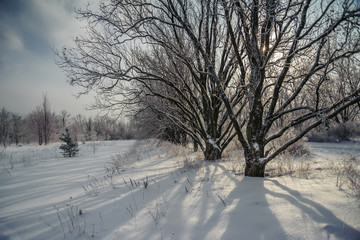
[0,0,100,117]
[4,29,24,51]
[29,0,89,48]
[0,20,24,52]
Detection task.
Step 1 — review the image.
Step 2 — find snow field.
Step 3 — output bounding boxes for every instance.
[0,140,359,239]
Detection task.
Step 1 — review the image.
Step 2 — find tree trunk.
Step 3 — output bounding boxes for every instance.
[38,132,43,145]
[244,148,266,177]
[245,161,266,177]
[204,143,221,161]
[193,139,198,152]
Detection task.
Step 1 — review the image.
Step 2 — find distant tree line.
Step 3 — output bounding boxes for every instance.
[0,94,136,147]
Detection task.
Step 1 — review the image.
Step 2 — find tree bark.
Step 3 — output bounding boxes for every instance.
[244,146,266,177]
[193,139,198,152]
[245,160,266,177]
[204,143,222,161]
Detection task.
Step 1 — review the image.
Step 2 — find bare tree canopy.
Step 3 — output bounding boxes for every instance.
[29,94,56,145]
[57,0,360,176]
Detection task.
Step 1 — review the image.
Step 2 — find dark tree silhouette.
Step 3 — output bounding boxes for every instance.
[57,0,360,176]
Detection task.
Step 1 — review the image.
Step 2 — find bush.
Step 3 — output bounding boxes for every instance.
[59,128,79,157]
[307,121,360,142]
[334,155,360,198]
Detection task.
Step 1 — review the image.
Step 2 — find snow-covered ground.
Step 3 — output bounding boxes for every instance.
[0,140,359,240]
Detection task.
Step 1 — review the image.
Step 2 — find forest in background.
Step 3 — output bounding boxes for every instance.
[1,93,359,148]
[0,94,136,147]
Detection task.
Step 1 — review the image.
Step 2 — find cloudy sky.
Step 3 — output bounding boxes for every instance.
[0,0,98,117]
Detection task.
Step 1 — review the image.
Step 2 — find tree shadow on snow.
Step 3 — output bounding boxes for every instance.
[219,165,288,240]
[267,179,360,240]
[33,158,358,240]
[194,163,360,240]
[155,162,287,240]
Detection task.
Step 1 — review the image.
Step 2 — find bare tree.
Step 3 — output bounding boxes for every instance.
[134,104,188,144]
[57,0,360,176]
[213,0,360,176]
[71,114,85,142]
[0,108,11,147]
[57,0,240,160]
[85,117,93,141]
[28,106,44,145]
[11,114,22,145]
[59,110,71,129]
[28,94,55,145]
[310,55,360,141]
[42,94,55,145]
[327,57,360,123]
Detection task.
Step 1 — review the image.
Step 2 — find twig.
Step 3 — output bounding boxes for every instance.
[217,194,226,206]
[57,213,66,239]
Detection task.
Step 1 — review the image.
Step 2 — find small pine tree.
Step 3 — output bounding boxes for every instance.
[59,128,79,157]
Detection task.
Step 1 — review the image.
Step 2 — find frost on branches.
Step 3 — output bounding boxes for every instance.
[59,128,79,157]
[57,0,360,176]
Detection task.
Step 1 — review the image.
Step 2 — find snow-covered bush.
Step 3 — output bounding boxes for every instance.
[335,155,360,198]
[59,128,79,157]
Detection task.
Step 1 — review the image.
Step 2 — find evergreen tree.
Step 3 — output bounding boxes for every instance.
[59,128,79,157]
